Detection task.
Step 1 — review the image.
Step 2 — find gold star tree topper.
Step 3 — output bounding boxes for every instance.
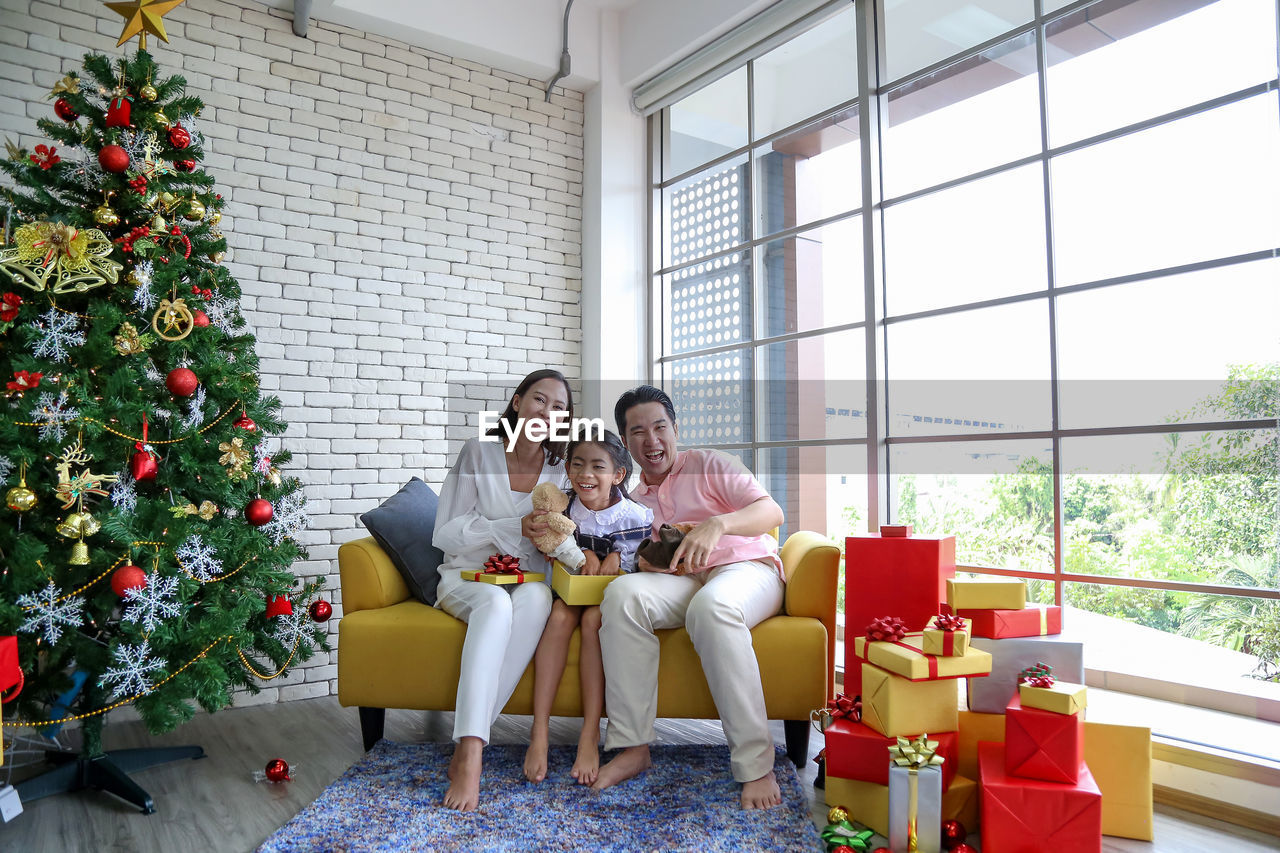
[105,0,187,49]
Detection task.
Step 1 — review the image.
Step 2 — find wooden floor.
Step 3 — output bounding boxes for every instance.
[1,695,1277,852]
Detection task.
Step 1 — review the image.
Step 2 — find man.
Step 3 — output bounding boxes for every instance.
[592,385,786,809]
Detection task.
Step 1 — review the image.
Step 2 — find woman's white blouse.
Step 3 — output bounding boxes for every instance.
[432,437,561,587]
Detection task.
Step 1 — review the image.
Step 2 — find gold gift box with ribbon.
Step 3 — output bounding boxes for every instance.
[1019,680,1088,716]
[459,569,545,585]
[922,615,971,656]
[824,773,978,838]
[854,633,992,682]
[946,577,1027,611]
[861,663,960,737]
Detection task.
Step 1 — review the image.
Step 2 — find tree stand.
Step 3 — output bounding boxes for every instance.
[15,745,205,814]
[13,713,203,814]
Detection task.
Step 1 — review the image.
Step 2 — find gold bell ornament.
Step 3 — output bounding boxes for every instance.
[5,462,37,512]
[94,199,119,226]
[139,82,158,102]
[56,509,101,539]
[184,197,205,222]
[70,538,90,565]
[151,213,167,232]
[153,110,169,127]
[209,209,221,226]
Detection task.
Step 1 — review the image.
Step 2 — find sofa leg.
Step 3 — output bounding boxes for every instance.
[358,706,385,751]
[783,719,810,768]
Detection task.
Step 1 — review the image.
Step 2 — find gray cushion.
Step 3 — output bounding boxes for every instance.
[359,477,445,605]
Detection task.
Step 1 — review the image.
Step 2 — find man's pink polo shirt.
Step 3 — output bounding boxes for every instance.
[631,448,784,577]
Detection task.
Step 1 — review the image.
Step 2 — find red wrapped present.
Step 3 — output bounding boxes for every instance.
[825,717,958,790]
[845,533,955,696]
[0,635,21,699]
[954,604,1062,638]
[980,741,1101,853]
[1005,694,1084,784]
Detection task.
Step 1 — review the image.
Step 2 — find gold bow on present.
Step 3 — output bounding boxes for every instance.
[888,734,945,770]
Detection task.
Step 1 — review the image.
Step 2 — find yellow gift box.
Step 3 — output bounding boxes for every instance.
[460,569,545,585]
[945,578,1027,611]
[551,562,619,606]
[1019,680,1087,716]
[861,663,959,737]
[854,633,992,682]
[1085,721,1153,841]
[922,617,971,656]
[956,710,1153,840]
[824,773,979,838]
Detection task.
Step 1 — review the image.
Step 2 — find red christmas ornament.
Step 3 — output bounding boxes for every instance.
[234,415,257,431]
[0,291,21,322]
[949,845,978,853]
[54,97,79,122]
[941,819,967,848]
[130,448,158,481]
[105,95,132,127]
[871,848,891,853]
[246,498,274,526]
[168,123,191,149]
[192,310,210,327]
[111,564,148,598]
[832,847,856,853]
[264,758,291,782]
[98,144,130,173]
[174,159,196,172]
[265,594,293,618]
[308,600,332,623]
[165,367,198,397]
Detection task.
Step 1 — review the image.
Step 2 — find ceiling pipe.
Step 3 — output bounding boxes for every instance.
[293,0,313,38]
[544,0,575,102]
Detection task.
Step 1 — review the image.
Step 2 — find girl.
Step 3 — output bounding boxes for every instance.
[433,369,572,811]
[523,430,653,786]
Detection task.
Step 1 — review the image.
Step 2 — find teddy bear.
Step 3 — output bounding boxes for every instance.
[529,481,585,570]
[636,522,697,570]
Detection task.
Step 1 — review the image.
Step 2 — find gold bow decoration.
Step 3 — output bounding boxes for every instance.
[0,221,122,294]
[219,437,251,480]
[50,74,80,97]
[169,500,218,520]
[888,734,945,770]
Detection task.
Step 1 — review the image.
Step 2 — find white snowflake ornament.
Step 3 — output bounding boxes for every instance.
[122,574,182,633]
[110,471,137,513]
[30,390,80,442]
[17,582,85,644]
[99,640,166,700]
[174,534,222,581]
[262,490,309,547]
[29,308,86,362]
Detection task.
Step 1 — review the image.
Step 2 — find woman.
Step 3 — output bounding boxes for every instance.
[432,369,573,811]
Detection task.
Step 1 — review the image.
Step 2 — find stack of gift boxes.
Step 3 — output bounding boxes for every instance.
[825,527,1154,850]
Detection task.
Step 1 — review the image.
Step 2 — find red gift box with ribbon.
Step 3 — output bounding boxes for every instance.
[1005,694,1084,784]
[461,554,545,585]
[954,604,1062,639]
[844,532,955,697]
[980,741,1101,853]
[826,717,959,790]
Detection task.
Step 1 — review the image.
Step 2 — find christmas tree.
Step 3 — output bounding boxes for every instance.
[0,14,327,787]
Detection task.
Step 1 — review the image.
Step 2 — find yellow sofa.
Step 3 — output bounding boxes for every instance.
[336,531,839,766]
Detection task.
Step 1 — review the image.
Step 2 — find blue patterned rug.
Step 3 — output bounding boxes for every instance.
[258,741,824,852]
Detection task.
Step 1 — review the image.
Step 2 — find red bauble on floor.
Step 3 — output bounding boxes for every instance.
[166,367,198,397]
[111,564,148,597]
[245,498,273,526]
[264,758,291,782]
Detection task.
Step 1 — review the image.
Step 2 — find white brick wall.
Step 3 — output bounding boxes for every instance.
[0,0,584,704]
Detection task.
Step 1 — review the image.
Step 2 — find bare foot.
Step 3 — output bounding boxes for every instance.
[571,730,600,785]
[591,744,650,791]
[443,738,482,811]
[523,726,549,783]
[740,770,781,809]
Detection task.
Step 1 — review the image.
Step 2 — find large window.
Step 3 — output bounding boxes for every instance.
[651,0,1280,734]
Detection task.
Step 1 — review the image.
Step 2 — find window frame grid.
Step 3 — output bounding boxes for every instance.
[649,0,1280,606]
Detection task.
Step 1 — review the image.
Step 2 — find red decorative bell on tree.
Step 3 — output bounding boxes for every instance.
[265,594,293,618]
[105,94,133,128]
